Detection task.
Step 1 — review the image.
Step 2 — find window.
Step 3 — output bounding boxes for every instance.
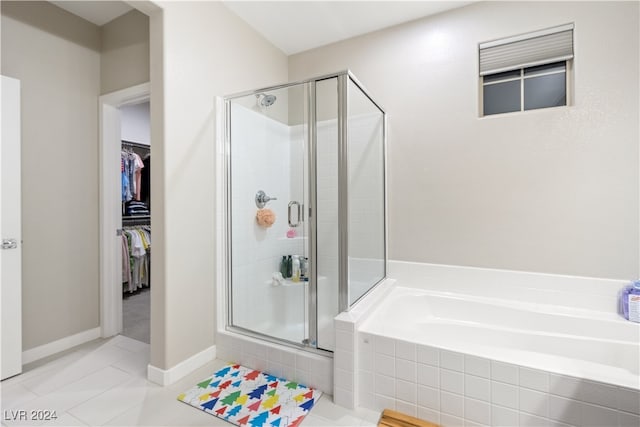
[479,24,573,116]
[483,62,567,115]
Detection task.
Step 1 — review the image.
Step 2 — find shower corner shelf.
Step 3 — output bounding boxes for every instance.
[265,276,325,287]
[277,236,306,241]
[266,279,309,287]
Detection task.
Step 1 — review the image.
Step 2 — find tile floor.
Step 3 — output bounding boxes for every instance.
[1,336,380,426]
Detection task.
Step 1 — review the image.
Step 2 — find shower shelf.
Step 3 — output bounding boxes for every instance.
[265,279,308,287]
[265,277,325,287]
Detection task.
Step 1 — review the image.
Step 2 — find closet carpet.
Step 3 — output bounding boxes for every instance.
[123,288,150,344]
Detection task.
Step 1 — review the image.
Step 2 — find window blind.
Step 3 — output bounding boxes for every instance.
[479,24,574,76]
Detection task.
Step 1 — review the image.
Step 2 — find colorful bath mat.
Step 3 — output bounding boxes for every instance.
[178,363,322,427]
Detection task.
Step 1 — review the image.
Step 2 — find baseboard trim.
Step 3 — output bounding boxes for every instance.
[147,345,216,386]
[22,327,101,365]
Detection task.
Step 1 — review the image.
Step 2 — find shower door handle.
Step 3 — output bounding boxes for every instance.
[288,201,301,227]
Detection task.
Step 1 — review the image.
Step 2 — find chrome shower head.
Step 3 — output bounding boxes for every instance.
[257,93,277,107]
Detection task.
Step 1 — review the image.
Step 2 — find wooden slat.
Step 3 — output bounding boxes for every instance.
[378,409,439,427]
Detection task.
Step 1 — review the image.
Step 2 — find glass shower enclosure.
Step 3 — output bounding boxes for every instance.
[224,71,386,353]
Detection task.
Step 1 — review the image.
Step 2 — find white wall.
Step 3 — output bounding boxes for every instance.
[120,101,150,145]
[149,1,288,369]
[289,1,640,280]
[1,1,101,350]
[100,9,149,95]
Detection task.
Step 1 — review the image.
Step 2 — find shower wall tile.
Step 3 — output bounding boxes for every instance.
[492,405,519,427]
[465,397,492,425]
[295,353,310,372]
[266,361,283,378]
[335,386,355,409]
[491,381,519,410]
[581,403,619,427]
[359,349,374,372]
[418,385,440,411]
[215,332,333,394]
[440,350,464,372]
[518,412,548,427]
[576,380,617,409]
[335,368,354,391]
[335,330,354,352]
[417,364,439,388]
[441,369,464,395]
[548,394,582,426]
[267,346,283,364]
[519,388,548,418]
[440,391,464,417]
[281,350,295,367]
[335,348,354,372]
[440,413,464,427]
[465,375,490,402]
[356,331,639,427]
[396,359,416,383]
[418,407,440,425]
[465,355,491,379]
[375,336,395,357]
[374,394,396,412]
[375,353,395,377]
[491,361,519,386]
[417,345,439,367]
[396,400,418,418]
[375,373,395,398]
[396,379,417,404]
[617,387,640,415]
[619,411,640,427]
[519,367,549,393]
[335,319,354,332]
[396,340,417,362]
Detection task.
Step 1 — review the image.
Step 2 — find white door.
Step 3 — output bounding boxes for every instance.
[1,75,22,380]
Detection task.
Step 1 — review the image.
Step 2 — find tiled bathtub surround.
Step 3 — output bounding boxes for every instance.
[356,335,640,427]
[334,262,640,426]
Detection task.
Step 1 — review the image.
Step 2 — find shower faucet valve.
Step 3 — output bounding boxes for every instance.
[255,190,277,208]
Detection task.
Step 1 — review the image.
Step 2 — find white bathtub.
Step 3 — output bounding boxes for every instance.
[335,262,640,425]
[359,286,640,390]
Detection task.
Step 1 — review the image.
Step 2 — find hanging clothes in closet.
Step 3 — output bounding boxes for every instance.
[121,225,151,293]
[121,143,150,216]
[141,154,151,209]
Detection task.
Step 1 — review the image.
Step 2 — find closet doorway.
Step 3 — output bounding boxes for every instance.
[99,83,150,343]
[120,103,151,343]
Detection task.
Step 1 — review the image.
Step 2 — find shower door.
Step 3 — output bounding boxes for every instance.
[227,83,310,346]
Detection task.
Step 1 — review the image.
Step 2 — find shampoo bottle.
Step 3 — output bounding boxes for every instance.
[620,280,640,323]
[280,256,288,278]
[292,255,301,282]
[286,255,292,278]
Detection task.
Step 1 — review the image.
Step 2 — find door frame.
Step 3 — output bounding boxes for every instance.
[99,83,150,338]
[1,75,23,379]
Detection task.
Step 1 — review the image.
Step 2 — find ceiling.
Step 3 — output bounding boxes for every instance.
[50,1,133,26]
[48,1,473,54]
[222,1,474,55]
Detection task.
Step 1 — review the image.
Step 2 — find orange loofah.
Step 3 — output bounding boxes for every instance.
[256,208,276,228]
